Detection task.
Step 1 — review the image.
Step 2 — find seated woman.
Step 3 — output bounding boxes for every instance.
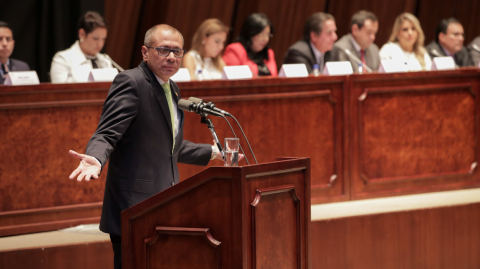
[379,13,432,71]
[223,13,277,77]
[50,11,113,83]
[182,19,228,80]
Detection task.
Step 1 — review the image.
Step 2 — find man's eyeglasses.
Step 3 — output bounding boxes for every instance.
[147,47,186,58]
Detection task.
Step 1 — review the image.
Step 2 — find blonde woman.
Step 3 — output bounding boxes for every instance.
[182,19,229,80]
[379,13,432,71]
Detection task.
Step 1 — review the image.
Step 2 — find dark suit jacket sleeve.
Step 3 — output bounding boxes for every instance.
[283,49,313,73]
[85,72,139,167]
[178,140,211,166]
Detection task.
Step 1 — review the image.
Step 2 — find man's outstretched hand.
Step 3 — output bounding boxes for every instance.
[68,150,101,182]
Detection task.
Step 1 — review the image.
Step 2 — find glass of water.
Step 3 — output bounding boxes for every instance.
[224,138,239,167]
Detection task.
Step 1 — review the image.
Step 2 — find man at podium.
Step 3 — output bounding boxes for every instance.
[69,24,222,269]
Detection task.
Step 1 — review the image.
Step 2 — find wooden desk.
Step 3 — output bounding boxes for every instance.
[1,69,480,236]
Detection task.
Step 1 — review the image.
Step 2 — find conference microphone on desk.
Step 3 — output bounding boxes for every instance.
[105,54,125,72]
[471,44,480,54]
[430,49,444,58]
[344,49,373,73]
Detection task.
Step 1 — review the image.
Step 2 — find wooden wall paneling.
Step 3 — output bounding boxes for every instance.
[348,69,480,200]
[104,0,144,70]
[326,0,417,50]
[416,0,480,45]
[311,203,480,269]
[131,0,236,67]
[177,76,347,203]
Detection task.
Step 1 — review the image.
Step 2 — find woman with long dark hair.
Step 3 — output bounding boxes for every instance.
[223,13,277,76]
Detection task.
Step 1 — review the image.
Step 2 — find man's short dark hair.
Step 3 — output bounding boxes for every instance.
[78,11,108,36]
[0,21,12,37]
[303,12,335,42]
[350,10,377,32]
[435,17,460,43]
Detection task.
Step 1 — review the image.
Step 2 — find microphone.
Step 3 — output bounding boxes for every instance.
[344,49,373,73]
[188,97,232,117]
[178,99,223,117]
[430,49,444,57]
[105,54,125,72]
[471,44,480,54]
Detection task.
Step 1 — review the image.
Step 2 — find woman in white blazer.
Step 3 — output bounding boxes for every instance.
[50,11,113,83]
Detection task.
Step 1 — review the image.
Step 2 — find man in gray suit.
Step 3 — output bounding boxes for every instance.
[329,10,380,72]
[426,18,474,67]
[283,12,338,74]
[467,36,480,67]
[69,24,222,269]
[0,21,30,84]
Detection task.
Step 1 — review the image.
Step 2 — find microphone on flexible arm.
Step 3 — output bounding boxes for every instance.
[430,49,444,57]
[188,97,232,117]
[178,99,225,160]
[185,97,258,164]
[430,48,459,68]
[105,54,125,72]
[344,49,373,73]
[471,44,480,54]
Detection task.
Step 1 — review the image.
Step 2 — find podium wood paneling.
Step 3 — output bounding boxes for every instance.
[177,76,346,204]
[122,158,311,269]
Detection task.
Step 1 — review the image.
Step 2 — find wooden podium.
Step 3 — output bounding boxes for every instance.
[121,157,311,269]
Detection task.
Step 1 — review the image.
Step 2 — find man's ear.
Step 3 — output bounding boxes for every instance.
[438,33,445,44]
[351,24,359,36]
[141,46,148,61]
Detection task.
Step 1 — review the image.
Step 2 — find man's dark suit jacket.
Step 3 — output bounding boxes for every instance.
[283,40,331,74]
[426,41,474,67]
[468,36,480,67]
[0,58,30,84]
[86,61,212,235]
[329,34,380,72]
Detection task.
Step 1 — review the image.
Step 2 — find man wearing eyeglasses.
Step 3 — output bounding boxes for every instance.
[0,21,30,84]
[69,24,221,269]
[426,18,474,67]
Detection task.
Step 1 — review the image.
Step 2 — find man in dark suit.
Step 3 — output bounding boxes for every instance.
[426,18,474,67]
[283,12,338,74]
[329,10,380,72]
[0,21,30,84]
[69,24,220,269]
[468,36,480,67]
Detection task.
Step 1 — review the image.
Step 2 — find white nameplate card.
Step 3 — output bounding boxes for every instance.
[322,61,353,75]
[222,65,253,80]
[170,68,191,82]
[378,60,408,73]
[3,71,40,85]
[278,64,309,77]
[405,59,422,71]
[88,68,119,82]
[431,57,456,71]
